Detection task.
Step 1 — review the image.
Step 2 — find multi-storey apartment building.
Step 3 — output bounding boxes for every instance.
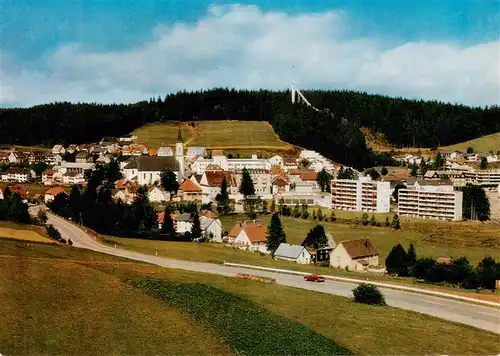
[398,180,463,221]
[463,169,500,187]
[331,177,391,213]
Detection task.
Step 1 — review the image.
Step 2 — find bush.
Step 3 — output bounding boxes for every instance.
[352,283,386,305]
[46,224,62,241]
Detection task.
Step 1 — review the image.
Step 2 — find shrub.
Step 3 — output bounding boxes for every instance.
[46,224,62,241]
[352,283,386,305]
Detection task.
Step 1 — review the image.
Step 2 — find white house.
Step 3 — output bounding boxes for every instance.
[52,145,66,155]
[330,238,379,271]
[268,155,283,168]
[1,167,35,183]
[173,212,194,234]
[62,171,85,185]
[186,147,208,160]
[274,243,311,264]
[44,187,67,204]
[199,212,223,242]
[148,186,170,202]
[157,147,174,157]
[231,220,269,253]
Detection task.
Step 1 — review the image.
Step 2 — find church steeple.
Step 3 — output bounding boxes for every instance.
[177,127,183,143]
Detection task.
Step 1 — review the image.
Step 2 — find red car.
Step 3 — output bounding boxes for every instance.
[304,274,325,283]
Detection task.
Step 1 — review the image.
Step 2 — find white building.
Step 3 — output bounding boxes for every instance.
[231,220,269,254]
[51,145,66,155]
[233,168,272,198]
[463,169,500,187]
[199,212,223,242]
[331,177,391,213]
[1,167,35,183]
[122,156,180,186]
[330,238,379,271]
[173,213,194,234]
[157,147,173,157]
[186,147,208,160]
[398,180,463,221]
[274,243,311,264]
[148,186,170,202]
[54,162,95,176]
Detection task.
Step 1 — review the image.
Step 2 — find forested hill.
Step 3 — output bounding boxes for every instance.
[1,89,499,169]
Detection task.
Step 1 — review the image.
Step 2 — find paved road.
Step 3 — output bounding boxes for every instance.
[44,211,500,334]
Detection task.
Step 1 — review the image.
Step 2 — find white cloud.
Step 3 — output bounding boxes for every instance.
[1,4,499,107]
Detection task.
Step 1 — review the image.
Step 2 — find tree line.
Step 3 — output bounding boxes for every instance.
[1,89,498,169]
[386,243,499,290]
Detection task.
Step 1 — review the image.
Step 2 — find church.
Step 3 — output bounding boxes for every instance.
[122,127,186,185]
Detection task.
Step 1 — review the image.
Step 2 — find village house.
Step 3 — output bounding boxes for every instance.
[178,179,203,202]
[6,184,30,203]
[186,147,208,160]
[330,238,379,271]
[42,169,57,185]
[66,144,79,154]
[157,147,174,157]
[0,188,3,200]
[114,179,139,203]
[268,155,284,168]
[274,243,311,264]
[231,220,269,253]
[1,167,35,183]
[44,187,67,204]
[173,212,194,234]
[112,189,127,203]
[62,171,86,185]
[75,151,93,163]
[51,144,66,155]
[199,210,223,242]
[7,152,26,164]
[148,186,170,203]
[197,170,238,202]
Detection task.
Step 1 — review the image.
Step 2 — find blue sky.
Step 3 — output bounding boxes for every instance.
[1,1,499,107]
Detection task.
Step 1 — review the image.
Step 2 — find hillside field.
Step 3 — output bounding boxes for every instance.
[440,132,500,153]
[0,221,53,244]
[131,121,295,152]
[1,239,499,355]
[365,128,500,154]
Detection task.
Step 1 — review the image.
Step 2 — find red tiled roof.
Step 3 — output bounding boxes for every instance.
[205,171,234,187]
[228,224,242,237]
[42,169,57,175]
[7,184,29,199]
[45,187,67,196]
[300,171,317,181]
[341,238,378,259]
[270,167,284,175]
[179,179,202,192]
[288,169,301,175]
[212,150,224,157]
[243,222,268,243]
[437,257,451,264]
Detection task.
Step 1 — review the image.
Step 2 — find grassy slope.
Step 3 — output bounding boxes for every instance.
[0,182,70,197]
[365,128,500,154]
[440,132,500,153]
[131,121,293,151]
[1,239,498,355]
[0,249,231,355]
[0,221,53,243]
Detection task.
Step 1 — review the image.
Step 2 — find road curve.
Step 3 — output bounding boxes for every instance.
[44,211,500,334]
